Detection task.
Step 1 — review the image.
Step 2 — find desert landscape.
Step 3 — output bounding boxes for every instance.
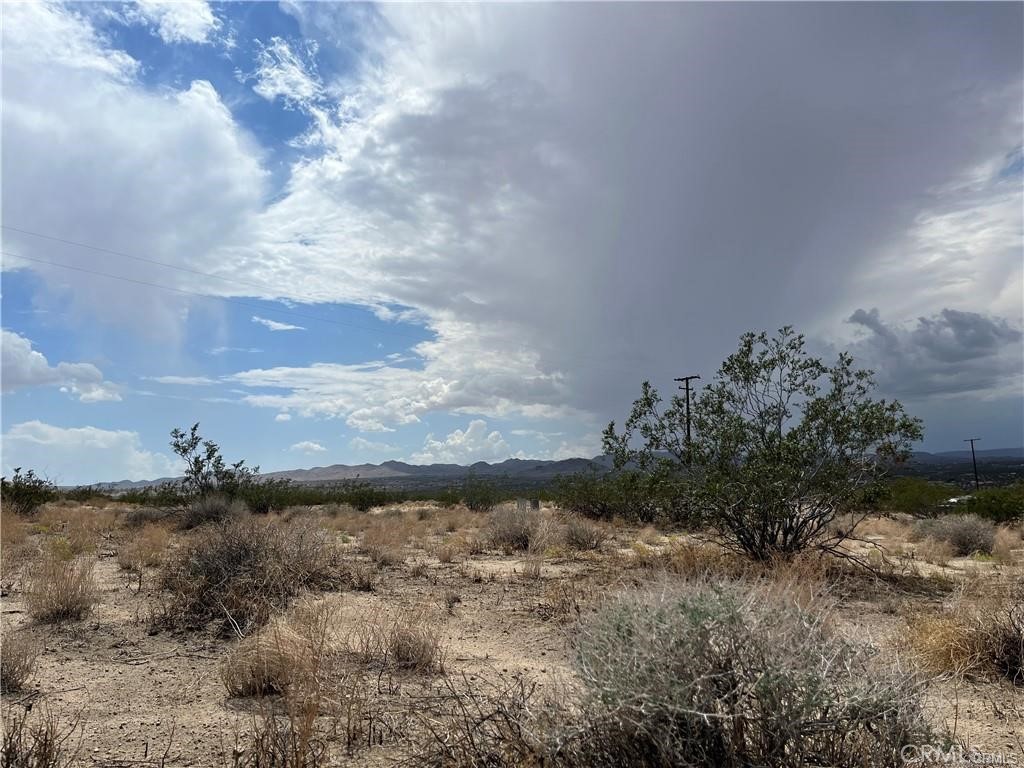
[1,486,1022,766]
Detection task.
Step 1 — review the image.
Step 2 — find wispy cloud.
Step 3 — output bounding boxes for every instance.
[252,316,305,332]
[145,375,217,386]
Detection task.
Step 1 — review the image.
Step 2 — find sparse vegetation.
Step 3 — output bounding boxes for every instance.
[911,514,996,556]
[158,517,343,636]
[1,631,41,692]
[180,493,247,529]
[26,554,97,623]
[1,707,82,768]
[485,504,538,553]
[564,516,607,551]
[907,585,1023,684]
[117,522,171,571]
[1,468,59,517]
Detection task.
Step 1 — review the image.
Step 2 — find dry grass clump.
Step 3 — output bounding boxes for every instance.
[556,580,933,767]
[911,514,995,556]
[993,525,1023,564]
[26,554,96,623]
[1,707,82,767]
[916,536,955,567]
[222,600,336,698]
[906,585,1023,684]
[361,521,408,567]
[122,506,174,529]
[180,494,247,529]
[564,517,608,552]
[117,523,171,571]
[0,631,41,692]
[355,608,444,672]
[485,505,543,553]
[159,517,343,636]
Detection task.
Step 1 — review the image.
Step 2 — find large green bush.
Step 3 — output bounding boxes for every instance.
[966,483,1024,524]
[885,477,960,517]
[553,470,687,524]
[1,468,58,517]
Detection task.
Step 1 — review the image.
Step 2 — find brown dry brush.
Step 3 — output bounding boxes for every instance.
[907,581,1024,685]
[25,554,96,623]
[157,517,344,637]
[1,706,83,768]
[0,631,41,693]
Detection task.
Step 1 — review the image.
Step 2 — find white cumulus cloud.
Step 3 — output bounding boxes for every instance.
[410,419,518,464]
[2,329,120,402]
[131,0,221,45]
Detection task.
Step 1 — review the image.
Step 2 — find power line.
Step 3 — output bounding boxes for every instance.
[2,223,313,300]
[0,250,427,341]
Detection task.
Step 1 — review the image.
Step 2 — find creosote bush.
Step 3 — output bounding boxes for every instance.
[159,517,343,636]
[911,514,995,556]
[1,468,58,517]
[556,580,933,767]
[26,554,97,623]
[965,483,1024,524]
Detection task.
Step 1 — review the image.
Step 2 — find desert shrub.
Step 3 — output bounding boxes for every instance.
[1,468,58,517]
[486,505,539,553]
[117,523,171,571]
[966,483,1024,524]
[120,482,188,509]
[0,631,41,692]
[915,537,954,567]
[553,470,687,524]
[559,581,932,767]
[993,525,1022,564]
[26,555,96,623]
[159,517,343,636]
[884,477,961,517]
[222,601,335,697]
[179,494,247,529]
[606,328,922,561]
[121,505,175,528]
[912,514,995,556]
[356,609,444,672]
[564,517,607,551]
[360,521,408,566]
[462,475,501,512]
[907,589,1023,684]
[1,707,82,767]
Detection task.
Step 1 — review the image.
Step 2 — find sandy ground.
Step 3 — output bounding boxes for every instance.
[2,504,1022,766]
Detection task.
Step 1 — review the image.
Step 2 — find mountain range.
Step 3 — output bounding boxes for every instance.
[86,447,1023,490]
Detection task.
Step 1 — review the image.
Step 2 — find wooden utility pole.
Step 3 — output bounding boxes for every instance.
[964,438,981,490]
[675,375,701,466]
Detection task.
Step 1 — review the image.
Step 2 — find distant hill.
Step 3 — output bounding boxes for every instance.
[81,448,1024,491]
[90,455,615,491]
[910,447,1024,463]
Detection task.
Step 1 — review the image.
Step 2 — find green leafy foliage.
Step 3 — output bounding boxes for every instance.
[553,470,688,524]
[605,327,923,560]
[966,483,1024,524]
[462,474,501,512]
[170,423,260,500]
[1,468,58,517]
[884,477,961,517]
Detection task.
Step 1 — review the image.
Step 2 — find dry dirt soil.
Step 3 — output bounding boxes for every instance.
[1,501,1022,766]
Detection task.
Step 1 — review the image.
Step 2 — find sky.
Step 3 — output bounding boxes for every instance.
[1,1,1022,485]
